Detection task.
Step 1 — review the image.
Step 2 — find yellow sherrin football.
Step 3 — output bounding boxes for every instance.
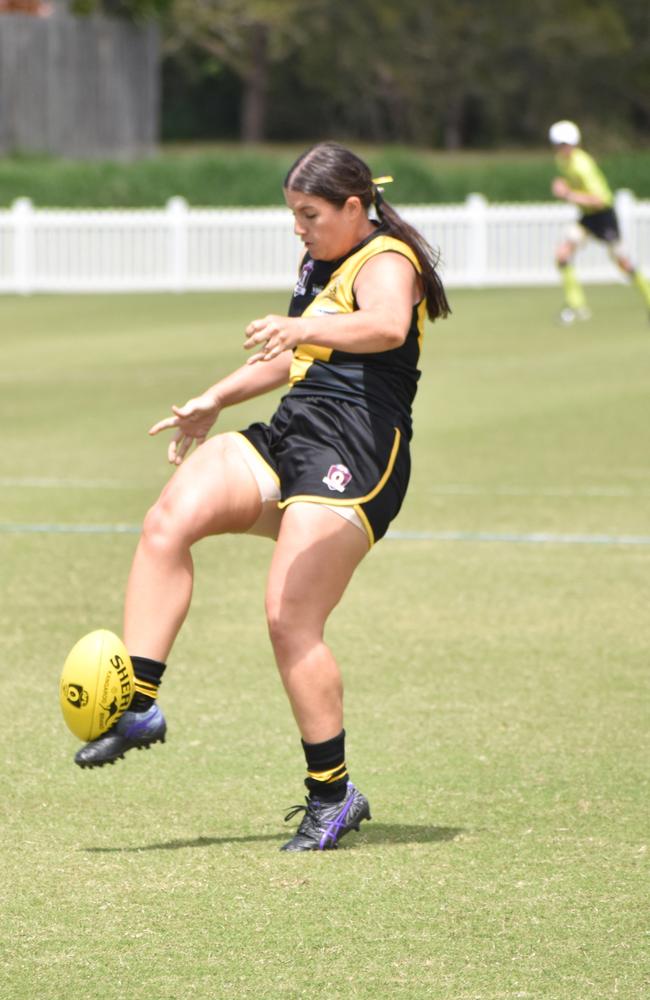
[60,630,134,741]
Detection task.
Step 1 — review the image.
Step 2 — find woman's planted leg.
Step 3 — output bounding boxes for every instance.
[265,502,372,850]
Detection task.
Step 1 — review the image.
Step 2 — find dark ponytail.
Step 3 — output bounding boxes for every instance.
[285,142,450,321]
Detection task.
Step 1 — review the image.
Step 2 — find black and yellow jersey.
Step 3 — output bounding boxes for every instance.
[556,148,613,213]
[286,228,425,437]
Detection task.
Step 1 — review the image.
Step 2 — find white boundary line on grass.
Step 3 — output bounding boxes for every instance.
[2,478,650,498]
[424,484,650,498]
[0,477,142,489]
[387,530,650,545]
[2,523,650,546]
[1,523,141,534]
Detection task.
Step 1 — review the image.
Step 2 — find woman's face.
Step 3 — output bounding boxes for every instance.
[284,189,371,261]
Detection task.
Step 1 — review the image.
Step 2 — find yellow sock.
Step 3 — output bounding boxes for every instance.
[559,263,587,310]
[632,270,650,309]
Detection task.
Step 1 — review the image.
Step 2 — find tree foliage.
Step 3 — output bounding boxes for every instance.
[70,0,171,19]
[74,0,650,146]
[165,0,318,141]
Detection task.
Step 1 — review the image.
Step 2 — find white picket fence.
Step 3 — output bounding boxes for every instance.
[0,190,648,294]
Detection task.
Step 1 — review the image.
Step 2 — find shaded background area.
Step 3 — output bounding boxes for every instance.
[0,0,648,159]
[0,5,159,158]
[159,0,650,150]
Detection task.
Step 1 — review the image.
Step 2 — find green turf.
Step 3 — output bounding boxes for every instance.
[1,286,648,999]
[2,145,650,207]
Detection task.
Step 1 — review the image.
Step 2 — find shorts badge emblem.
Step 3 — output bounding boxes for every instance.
[322,464,352,493]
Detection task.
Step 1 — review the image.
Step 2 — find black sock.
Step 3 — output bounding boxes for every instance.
[129,655,166,713]
[302,730,348,802]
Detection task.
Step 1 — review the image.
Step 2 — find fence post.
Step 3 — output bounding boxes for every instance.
[12,198,34,295]
[465,193,488,286]
[167,196,188,292]
[614,189,636,259]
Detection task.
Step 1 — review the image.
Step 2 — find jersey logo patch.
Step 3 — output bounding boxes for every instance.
[293,259,314,297]
[322,464,352,493]
[323,277,342,301]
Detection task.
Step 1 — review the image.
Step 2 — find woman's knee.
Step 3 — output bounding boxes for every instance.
[140,492,190,556]
[265,591,321,661]
[141,435,263,552]
[265,593,292,652]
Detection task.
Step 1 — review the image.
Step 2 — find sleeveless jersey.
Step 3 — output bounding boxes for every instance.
[286,229,425,436]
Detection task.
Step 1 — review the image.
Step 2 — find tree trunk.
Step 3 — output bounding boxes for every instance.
[240,23,269,143]
[443,96,464,150]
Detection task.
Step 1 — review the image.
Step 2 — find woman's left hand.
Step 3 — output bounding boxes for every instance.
[244,314,302,364]
[148,391,221,465]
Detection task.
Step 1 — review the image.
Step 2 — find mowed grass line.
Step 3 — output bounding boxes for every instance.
[0,286,648,1000]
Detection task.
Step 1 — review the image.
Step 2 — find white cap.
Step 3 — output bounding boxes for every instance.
[549,120,581,146]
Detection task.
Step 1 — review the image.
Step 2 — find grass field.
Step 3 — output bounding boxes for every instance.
[1,285,648,999]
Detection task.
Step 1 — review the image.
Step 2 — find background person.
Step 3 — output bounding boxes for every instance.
[73,142,450,852]
[548,119,650,325]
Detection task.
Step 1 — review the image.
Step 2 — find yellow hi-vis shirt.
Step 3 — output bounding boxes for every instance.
[556,148,613,213]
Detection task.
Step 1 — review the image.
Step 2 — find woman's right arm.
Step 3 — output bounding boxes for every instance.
[149,351,291,466]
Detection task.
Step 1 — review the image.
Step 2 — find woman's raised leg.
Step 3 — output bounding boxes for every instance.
[123,432,265,661]
[73,433,266,769]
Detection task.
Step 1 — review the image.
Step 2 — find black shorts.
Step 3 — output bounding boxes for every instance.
[239,394,411,545]
[580,208,620,243]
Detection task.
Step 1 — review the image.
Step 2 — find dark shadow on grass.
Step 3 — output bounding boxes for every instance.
[82,824,465,853]
[84,833,286,852]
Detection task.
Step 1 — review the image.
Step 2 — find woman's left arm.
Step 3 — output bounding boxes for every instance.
[244,252,419,363]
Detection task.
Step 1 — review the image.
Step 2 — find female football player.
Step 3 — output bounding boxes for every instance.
[74,142,450,851]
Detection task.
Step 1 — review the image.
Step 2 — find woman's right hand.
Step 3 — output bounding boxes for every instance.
[551,177,571,200]
[148,391,221,465]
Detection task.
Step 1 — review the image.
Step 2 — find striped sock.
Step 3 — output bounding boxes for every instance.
[302,730,348,802]
[129,655,166,712]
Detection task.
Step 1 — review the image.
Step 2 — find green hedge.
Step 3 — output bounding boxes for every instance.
[1,145,649,208]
